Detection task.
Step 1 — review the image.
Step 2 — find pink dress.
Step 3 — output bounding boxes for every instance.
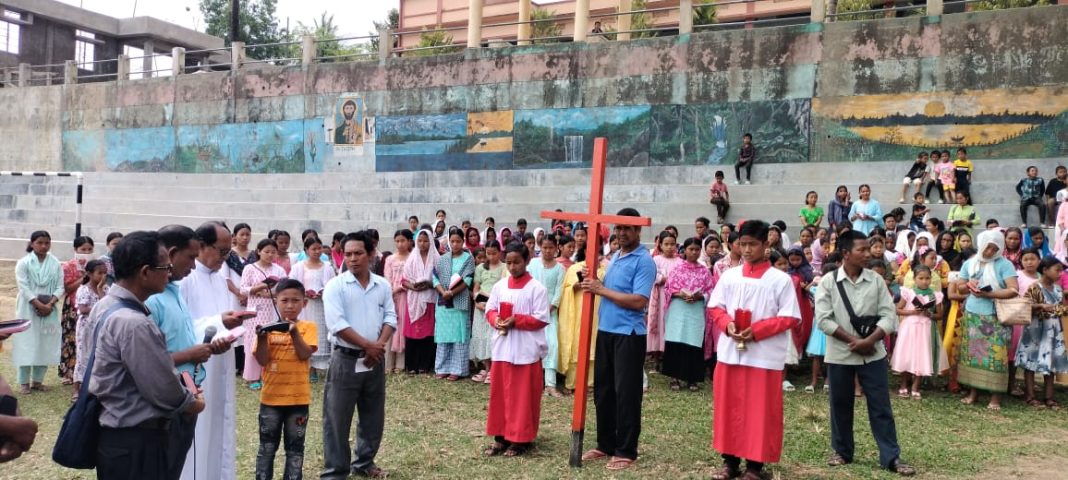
[646,255,681,353]
[384,254,408,352]
[890,288,947,377]
[240,262,287,382]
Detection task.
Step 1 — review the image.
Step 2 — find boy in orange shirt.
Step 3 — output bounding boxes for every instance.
[254,278,318,480]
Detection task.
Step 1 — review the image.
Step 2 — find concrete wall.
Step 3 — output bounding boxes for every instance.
[1,6,1064,175]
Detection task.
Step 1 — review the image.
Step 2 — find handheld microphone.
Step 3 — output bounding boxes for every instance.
[202,326,218,344]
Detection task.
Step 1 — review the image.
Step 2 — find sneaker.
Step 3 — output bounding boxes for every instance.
[735,180,741,185]
[782,380,796,392]
[938,200,944,204]
[745,180,751,185]
[898,198,905,204]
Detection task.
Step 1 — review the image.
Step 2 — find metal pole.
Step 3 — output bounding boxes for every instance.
[75,174,83,238]
[230,0,241,43]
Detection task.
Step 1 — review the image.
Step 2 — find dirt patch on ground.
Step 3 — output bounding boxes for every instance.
[960,428,1068,480]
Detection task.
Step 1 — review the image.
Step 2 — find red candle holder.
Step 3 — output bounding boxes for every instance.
[498,302,514,336]
[734,309,752,351]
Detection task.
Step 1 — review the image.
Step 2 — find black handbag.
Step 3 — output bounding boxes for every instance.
[834,270,881,339]
[52,298,140,469]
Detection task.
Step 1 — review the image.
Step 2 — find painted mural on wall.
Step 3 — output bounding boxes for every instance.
[63,120,308,173]
[513,106,651,168]
[812,86,1068,162]
[648,99,811,165]
[371,101,808,172]
[375,112,513,172]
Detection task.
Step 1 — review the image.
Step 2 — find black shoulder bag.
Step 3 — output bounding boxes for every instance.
[833,270,881,339]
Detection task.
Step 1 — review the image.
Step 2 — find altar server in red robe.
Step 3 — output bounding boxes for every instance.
[707,220,801,480]
[482,241,550,457]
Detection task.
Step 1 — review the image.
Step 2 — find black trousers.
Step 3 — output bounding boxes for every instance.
[405,336,435,373]
[735,161,752,181]
[594,331,646,460]
[1020,198,1046,224]
[925,180,943,200]
[97,425,179,480]
[166,414,197,479]
[827,359,902,469]
[712,199,730,221]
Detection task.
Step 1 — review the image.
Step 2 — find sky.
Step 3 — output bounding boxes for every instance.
[55,0,399,39]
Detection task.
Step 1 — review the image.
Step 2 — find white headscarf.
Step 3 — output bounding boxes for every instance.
[970,229,1005,289]
[893,230,917,263]
[402,229,440,322]
[533,228,545,256]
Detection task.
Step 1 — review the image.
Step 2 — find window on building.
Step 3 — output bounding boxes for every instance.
[76,30,96,70]
[0,10,21,54]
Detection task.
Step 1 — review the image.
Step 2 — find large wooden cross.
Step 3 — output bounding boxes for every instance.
[541,137,652,467]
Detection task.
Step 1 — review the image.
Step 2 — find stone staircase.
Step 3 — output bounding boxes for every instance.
[0,157,1057,260]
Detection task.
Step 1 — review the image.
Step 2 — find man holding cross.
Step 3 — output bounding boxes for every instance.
[578,207,656,471]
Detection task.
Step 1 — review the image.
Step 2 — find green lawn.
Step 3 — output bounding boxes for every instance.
[1,350,1066,480]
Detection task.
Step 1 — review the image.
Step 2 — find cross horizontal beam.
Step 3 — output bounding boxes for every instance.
[540,211,652,227]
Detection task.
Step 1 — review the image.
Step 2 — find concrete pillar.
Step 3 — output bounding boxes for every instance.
[231,41,246,71]
[378,27,392,61]
[301,34,316,66]
[1,69,9,87]
[811,0,826,22]
[679,0,693,34]
[467,0,484,48]
[517,0,532,46]
[927,0,943,15]
[617,0,633,41]
[117,54,130,81]
[574,0,590,42]
[17,63,28,87]
[142,40,155,78]
[64,60,77,85]
[172,47,186,76]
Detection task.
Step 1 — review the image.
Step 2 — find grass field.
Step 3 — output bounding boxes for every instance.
[0,262,1066,479]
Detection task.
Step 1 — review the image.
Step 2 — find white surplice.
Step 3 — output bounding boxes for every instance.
[178,260,237,480]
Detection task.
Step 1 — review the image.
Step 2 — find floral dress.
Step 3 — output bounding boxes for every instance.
[1015,282,1068,375]
[59,260,82,380]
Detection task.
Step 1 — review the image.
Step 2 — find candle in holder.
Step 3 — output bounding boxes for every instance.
[498,302,514,336]
[734,308,752,351]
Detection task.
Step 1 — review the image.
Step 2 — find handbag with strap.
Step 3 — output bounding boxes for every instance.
[833,270,882,338]
[52,298,141,469]
[995,297,1032,327]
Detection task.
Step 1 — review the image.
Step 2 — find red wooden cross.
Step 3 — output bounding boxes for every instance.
[540,137,651,467]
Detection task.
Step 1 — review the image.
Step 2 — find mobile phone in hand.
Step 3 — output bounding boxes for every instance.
[577,271,585,283]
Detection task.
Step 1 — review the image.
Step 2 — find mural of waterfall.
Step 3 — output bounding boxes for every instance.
[564,136,584,164]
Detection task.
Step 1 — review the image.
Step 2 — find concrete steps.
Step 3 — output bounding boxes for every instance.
[0,157,1058,260]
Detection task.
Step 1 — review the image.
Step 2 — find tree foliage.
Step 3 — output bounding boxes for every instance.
[693,0,718,28]
[972,0,1050,10]
[369,8,400,54]
[530,7,563,43]
[199,0,287,60]
[291,12,367,62]
[408,28,462,57]
[833,0,880,21]
[629,0,657,39]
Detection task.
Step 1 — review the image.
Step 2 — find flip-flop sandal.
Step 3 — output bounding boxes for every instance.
[911,392,922,400]
[1046,399,1060,411]
[897,388,909,398]
[670,381,681,391]
[1026,398,1045,408]
[710,465,741,480]
[18,385,31,395]
[606,457,636,471]
[827,453,850,467]
[986,403,1001,412]
[580,449,608,461]
[447,375,459,382]
[31,383,48,392]
[483,442,508,456]
[502,444,530,457]
[804,385,815,394]
[688,384,700,392]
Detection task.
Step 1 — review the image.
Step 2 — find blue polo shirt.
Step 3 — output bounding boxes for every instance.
[145,282,201,383]
[598,245,656,335]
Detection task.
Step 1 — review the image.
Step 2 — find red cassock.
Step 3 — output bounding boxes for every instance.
[788,274,815,354]
[484,277,548,444]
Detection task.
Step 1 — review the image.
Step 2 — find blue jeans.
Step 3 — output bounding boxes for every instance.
[255,404,308,480]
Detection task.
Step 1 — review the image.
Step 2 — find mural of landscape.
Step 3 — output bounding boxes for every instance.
[649,99,811,165]
[513,106,651,168]
[812,86,1068,162]
[375,112,514,172]
[63,120,308,173]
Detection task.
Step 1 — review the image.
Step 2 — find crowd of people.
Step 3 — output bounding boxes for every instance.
[0,155,1066,478]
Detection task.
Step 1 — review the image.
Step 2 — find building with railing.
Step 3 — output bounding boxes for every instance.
[0,0,224,87]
